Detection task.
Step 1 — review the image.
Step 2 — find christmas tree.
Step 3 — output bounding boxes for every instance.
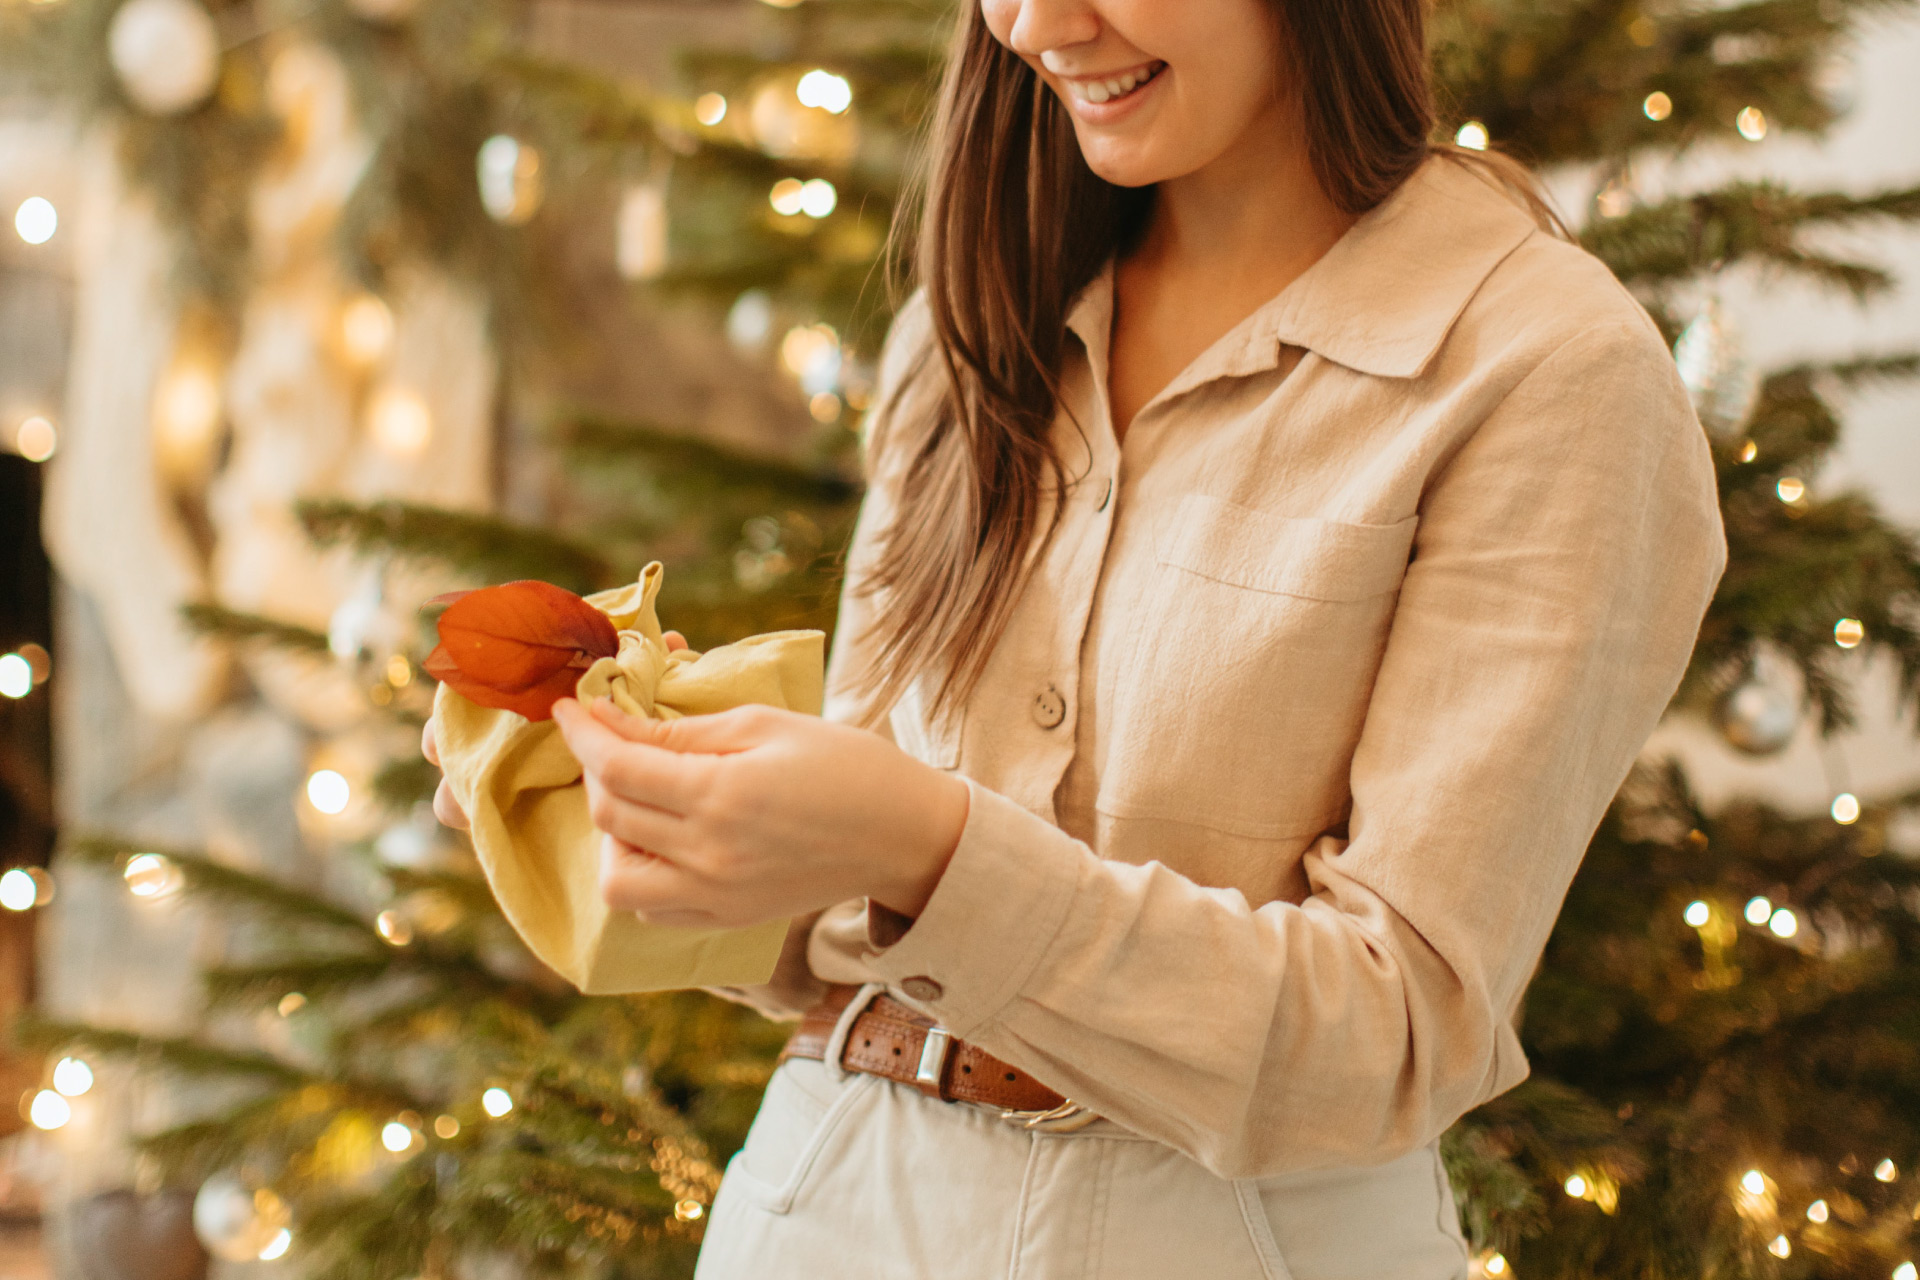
[12,0,1920,1277]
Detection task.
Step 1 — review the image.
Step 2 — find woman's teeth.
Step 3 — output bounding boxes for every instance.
[1067,63,1163,106]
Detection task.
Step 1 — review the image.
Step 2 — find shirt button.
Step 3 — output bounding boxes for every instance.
[900,975,944,1002]
[1032,685,1067,729]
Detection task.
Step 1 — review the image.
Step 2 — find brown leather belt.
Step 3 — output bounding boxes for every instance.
[781,985,1068,1115]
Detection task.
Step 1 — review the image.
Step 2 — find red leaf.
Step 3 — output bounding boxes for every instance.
[426,581,618,721]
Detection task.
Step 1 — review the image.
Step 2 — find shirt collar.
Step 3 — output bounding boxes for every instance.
[1065,154,1540,391]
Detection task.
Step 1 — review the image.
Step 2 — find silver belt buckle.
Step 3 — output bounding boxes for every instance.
[913,1026,953,1098]
[999,1099,1100,1133]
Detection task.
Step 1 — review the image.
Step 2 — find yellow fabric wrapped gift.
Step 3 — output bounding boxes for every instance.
[432,562,823,994]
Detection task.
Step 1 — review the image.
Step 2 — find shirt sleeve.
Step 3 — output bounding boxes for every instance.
[861,321,1727,1178]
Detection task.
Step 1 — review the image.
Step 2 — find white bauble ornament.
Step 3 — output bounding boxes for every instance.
[1714,671,1802,756]
[327,562,405,668]
[476,135,543,225]
[1673,296,1761,435]
[108,0,221,116]
[191,1172,290,1262]
[345,0,420,22]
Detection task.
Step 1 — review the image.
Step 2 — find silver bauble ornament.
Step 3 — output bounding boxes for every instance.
[1673,296,1761,436]
[190,1172,289,1263]
[108,0,221,116]
[476,135,544,225]
[1714,674,1802,756]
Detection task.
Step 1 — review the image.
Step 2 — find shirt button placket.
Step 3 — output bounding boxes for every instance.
[1032,684,1067,730]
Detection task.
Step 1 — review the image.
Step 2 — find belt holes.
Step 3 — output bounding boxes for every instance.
[893,1047,903,1056]
[960,1064,971,1074]
[1004,1072,1016,1082]
[862,1038,871,1048]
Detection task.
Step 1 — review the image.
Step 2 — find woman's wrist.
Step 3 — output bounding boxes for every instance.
[868,769,970,920]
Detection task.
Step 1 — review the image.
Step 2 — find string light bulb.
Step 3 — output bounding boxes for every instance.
[0,656,29,700]
[0,869,36,912]
[1742,1169,1768,1196]
[306,769,350,815]
[1834,618,1865,649]
[675,1198,705,1221]
[769,178,805,216]
[482,1087,513,1117]
[258,1229,292,1261]
[694,92,727,125]
[1768,1235,1792,1259]
[1483,1254,1509,1277]
[155,363,222,475]
[380,1120,414,1152]
[1832,793,1861,825]
[796,69,852,114]
[1736,106,1768,141]
[1745,896,1773,925]
[1878,1159,1900,1183]
[1643,91,1673,121]
[1684,900,1711,928]
[123,852,182,900]
[339,294,394,368]
[14,415,56,463]
[1777,476,1806,504]
[368,386,432,457]
[27,1089,69,1130]
[433,1114,460,1139]
[13,197,56,245]
[1895,1264,1917,1280]
[1564,1173,1588,1198]
[1455,120,1490,150]
[52,1057,93,1097]
[1807,1198,1829,1223]
[1769,908,1799,938]
[798,178,837,218]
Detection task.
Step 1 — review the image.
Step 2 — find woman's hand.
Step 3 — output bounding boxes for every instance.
[550,696,970,929]
[422,630,694,833]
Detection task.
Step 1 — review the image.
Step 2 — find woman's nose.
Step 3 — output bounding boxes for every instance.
[993,0,1102,60]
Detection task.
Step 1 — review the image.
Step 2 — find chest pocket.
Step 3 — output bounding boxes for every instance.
[1096,494,1418,840]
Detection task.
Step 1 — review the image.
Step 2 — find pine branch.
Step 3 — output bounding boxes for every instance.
[16,1018,307,1085]
[295,499,616,595]
[179,602,331,654]
[60,837,380,941]
[1584,181,1920,298]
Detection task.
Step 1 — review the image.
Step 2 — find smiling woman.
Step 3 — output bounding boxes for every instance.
[425,0,1725,1276]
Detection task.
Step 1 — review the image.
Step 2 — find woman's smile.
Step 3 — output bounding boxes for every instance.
[1053,58,1167,121]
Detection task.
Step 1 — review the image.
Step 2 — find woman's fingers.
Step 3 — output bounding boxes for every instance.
[433,777,469,830]
[599,836,716,922]
[554,700,706,815]
[663,630,689,653]
[580,771,686,853]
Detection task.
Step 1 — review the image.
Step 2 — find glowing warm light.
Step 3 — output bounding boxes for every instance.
[1455,121,1489,150]
[381,1120,414,1152]
[1834,617,1865,649]
[0,869,36,912]
[1736,106,1768,141]
[433,1114,460,1139]
[258,1229,292,1261]
[1768,908,1799,938]
[1776,476,1806,503]
[809,392,842,423]
[798,178,837,218]
[796,69,852,114]
[694,92,728,126]
[1684,900,1712,928]
[1742,1169,1768,1196]
[306,769,351,815]
[277,992,307,1017]
[1745,896,1773,926]
[769,177,806,216]
[14,416,56,462]
[1878,1159,1900,1183]
[14,197,56,245]
[123,853,182,900]
[1807,1198,1829,1223]
[1484,1255,1508,1277]
[1564,1174,1588,1198]
[156,366,222,465]
[385,654,412,687]
[368,386,432,456]
[52,1057,93,1097]
[1768,1235,1791,1259]
[0,656,30,700]
[1739,439,1758,463]
[780,324,840,380]
[375,909,413,947]
[482,1087,514,1117]
[28,1090,69,1130]
[675,1198,705,1222]
[1643,91,1673,121]
[1896,1264,1918,1280]
[1833,793,1861,826]
[339,294,394,368]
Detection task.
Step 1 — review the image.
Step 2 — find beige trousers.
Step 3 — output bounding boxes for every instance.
[694,990,1473,1280]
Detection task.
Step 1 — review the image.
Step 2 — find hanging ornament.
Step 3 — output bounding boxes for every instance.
[1714,657,1803,755]
[476,135,543,225]
[1673,295,1761,435]
[190,1172,291,1263]
[617,177,671,281]
[344,0,419,22]
[108,0,221,116]
[327,561,406,673]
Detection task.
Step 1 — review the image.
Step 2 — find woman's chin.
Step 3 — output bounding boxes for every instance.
[1077,145,1176,190]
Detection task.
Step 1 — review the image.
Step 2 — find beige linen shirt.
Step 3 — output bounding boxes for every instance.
[751,155,1725,1182]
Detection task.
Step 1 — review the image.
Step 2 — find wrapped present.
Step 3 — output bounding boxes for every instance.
[429,562,823,994]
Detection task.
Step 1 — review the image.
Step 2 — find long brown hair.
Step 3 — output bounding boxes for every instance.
[853,1,1541,725]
